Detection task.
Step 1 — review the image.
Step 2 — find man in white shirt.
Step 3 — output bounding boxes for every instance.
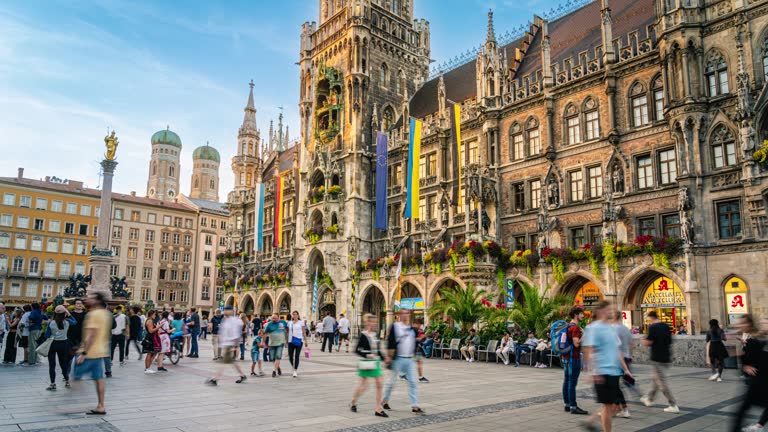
[336,313,351,353]
[206,306,247,385]
[382,309,425,415]
[321,311,336,353]
[108,307,127,374]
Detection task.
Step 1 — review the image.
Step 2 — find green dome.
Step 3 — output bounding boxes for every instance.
[193,145,220,163]
[151,128,182,148]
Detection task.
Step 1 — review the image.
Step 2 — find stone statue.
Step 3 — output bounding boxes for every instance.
[740,120,756,153]
[611,162,624,194]
[437,74,446,119]
[547,179,559,207]
[680,212,694,245]
[537,212,546,233]
[677,187,692,212]
[440,200,449,227]
[104,130,119,161]
[537,235,547,258]
[601,221,613,241]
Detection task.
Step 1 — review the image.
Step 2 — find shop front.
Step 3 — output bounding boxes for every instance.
[724,276,749,325]
[640,276,688,334]
[398,297,425,323]
[573,281,604,309]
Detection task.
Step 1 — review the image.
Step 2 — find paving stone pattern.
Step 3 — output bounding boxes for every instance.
[0,339,754,432]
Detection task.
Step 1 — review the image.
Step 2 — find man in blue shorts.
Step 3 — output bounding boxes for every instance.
[73,292,112,416]
[265,313,288,378]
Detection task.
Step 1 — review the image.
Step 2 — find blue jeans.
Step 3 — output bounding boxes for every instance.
[515,346,531,365]
[562,357,582,408]
[190,330,199,356]
[383,357,419,407]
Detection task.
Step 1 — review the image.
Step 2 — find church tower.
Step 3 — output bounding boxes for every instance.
[190,143,221,202]
[146,127,182,201]
[232,81,261,190]
[295,0,431,319]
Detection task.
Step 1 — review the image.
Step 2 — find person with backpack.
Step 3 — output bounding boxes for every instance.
[558,306,588,415]
[640,310,679,413]
[382,309,426,415]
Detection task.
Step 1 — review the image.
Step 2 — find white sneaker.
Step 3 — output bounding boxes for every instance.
[708,373,720,381]
[742,423,764,432]
[503,360,509,365]
[640,396,653,407]
[144,369,156,374]
[469,358,474,363]
[617,409,631,418]
[292,371,297,378]
[717,377,723,382]
[663,405,680,414]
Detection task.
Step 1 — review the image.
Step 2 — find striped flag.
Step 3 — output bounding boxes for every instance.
[351,280,356,311]
[403,118,422,220]
[394,255,402,311]
[450,103,463,207]
[312,268,319,313]
[254,183,265,252]
[273,175,284,248]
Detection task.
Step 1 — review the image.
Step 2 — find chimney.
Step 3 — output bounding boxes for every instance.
[130,191,136,197]
[17,168,24,180]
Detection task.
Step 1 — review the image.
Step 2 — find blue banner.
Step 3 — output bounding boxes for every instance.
[254,183,265,251]
[312,268,318,313]
[375,132,388,231]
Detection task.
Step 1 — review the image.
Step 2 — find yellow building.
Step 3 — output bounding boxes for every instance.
[0,169,101,307]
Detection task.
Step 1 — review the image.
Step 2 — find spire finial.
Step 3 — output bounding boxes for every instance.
[487,9,496,44]
[249,79,254,90]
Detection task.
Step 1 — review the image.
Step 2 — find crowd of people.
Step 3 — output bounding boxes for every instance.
[1,298,768,431]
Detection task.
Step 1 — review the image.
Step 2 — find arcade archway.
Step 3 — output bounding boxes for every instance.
[278,293,292,320]
[240,294,255,317]
[624,270,687,334]
[559,275,604,310]
[361,284,386,334]
[258,295,274,319]
[318,287,337,321]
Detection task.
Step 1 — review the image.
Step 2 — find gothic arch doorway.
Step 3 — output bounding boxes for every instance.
[240,294,255,317]
[624,270,687,334]
[259,296,274,320]
[559,276,604,310]
[361,284,386,334]
[318,287,337,321]
[278,294,291,320]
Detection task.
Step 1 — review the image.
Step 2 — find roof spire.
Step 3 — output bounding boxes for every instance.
[277,110,284,152]
[240,80,257,134]
[486,9,496,45]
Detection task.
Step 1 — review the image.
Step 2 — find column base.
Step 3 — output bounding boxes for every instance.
[88,249,114,299]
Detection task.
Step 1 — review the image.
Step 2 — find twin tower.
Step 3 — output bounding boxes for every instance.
[145,127,221,203]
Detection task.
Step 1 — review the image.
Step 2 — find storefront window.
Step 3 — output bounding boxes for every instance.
[640,276,687,334]
[572,281,604,310]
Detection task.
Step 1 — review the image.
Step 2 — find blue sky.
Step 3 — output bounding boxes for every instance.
[0,0,544,198]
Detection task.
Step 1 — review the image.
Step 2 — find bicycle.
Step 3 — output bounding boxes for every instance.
[169,332,184,365]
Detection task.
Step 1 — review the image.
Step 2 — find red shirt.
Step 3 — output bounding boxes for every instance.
[561,324,582,360]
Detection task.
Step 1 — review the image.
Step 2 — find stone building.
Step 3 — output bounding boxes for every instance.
[222,0,768,334]
[146,128,183,202]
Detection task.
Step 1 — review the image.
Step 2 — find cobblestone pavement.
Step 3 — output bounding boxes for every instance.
[0,339,757,432]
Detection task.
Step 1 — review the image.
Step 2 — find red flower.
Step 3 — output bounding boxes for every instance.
[541,247,552,258]
[581,243,592,250]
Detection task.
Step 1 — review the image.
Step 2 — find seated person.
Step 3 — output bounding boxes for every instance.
[496,332,515,365]
[422,331,437,357]
[515,331,539,367]
[460,329,480,362]
[534,336,552,368]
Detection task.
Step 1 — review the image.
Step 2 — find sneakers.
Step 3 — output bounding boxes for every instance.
[640,396,653,407]
[742,423,765,432]
[235,376,247,384]
[469,358,475,363]
[278,367,282,376]
[570,407,589,415]
[617,409,631,418]
[717,377,723,382]
[119,361,125,366]
[105,372,112,378]
[503,360,509,365]
[708,373,720,381]
[374,411,389,417]
[144,369,156,374]
[272,370,277,378]
[663,405,680,414]
[157,367,168,372]
[564,406,571,413]
[250,372,257,376]
[419,376,429,383]
[258,371,265,377]
[205,379,217,386]
[292,371,298,378]
[411,407,426,415]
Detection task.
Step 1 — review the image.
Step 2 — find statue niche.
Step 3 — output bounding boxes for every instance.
[314,61,344,146]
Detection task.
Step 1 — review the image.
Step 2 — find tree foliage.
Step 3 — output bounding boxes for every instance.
[508,282,573,338]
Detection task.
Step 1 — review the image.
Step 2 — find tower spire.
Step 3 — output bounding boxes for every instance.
[277,111,284,152]
[486,9,496,46]
[240,80,257,133]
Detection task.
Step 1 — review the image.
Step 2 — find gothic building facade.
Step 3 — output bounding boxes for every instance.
[224,0,768,334]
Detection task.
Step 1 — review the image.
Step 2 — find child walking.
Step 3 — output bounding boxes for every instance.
[250,329,265,377]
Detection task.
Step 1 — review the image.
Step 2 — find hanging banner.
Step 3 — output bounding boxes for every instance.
[273,176,284,248]
[449,103,463,207]
[374,132,388,231]
[254,183,265,252]
[403,118,421,219]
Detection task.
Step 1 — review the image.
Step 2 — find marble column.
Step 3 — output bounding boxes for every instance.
[89,159,117,298]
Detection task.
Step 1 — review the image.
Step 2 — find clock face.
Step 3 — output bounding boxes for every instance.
[168,190,175,198]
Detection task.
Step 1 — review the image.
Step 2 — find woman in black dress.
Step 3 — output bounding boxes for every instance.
[706,318,728,382]
[730,315,768,432]
[2,309,21,363]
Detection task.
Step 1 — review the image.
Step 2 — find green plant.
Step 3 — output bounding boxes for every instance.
[603,238,619,271]
[326,224,339,234]
[309,233,320,244]
[754,139,768,168]
[508,282,573,338]
[549,257,565,284]
[467,250,476,271]
[428,283,488,332]
[327,185,342,195]
[449,250,458,274]
[496,269,505,289]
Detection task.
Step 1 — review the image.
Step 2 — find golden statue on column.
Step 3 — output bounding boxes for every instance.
[104,130,119,160]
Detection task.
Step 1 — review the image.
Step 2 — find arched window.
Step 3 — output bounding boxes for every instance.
[583,98,600,140]
[705,51,729,96]
[565,103,581,145]
[629,82,650,127]
[75,261,86,276]
[372,13,378,27]
[29,257,40,275]
[60,260,71,277]
[152,162,157,175]
[509,122,524,161]
[0,254,7,272]
[12,256,24,273]
[169,164,175,178]
[44,259,56,277]
[711,124,737,168]
[383,106,395,130]
[763,36,768,80]
[248,141,253,154]
[397,70,405,95]
[392,0,400,13]
[526,117,541,155]
[652,75,664,121]
[210,179,215,190]
[194,176,199,188]
[380,63,389,86]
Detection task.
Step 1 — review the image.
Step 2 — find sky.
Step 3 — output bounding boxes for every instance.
[0,0,546,199]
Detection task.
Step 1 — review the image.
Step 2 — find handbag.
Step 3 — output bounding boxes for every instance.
[291,336,303,346]
[36,337,53,357]
[358,359,377,370]
[304,347,311,359]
